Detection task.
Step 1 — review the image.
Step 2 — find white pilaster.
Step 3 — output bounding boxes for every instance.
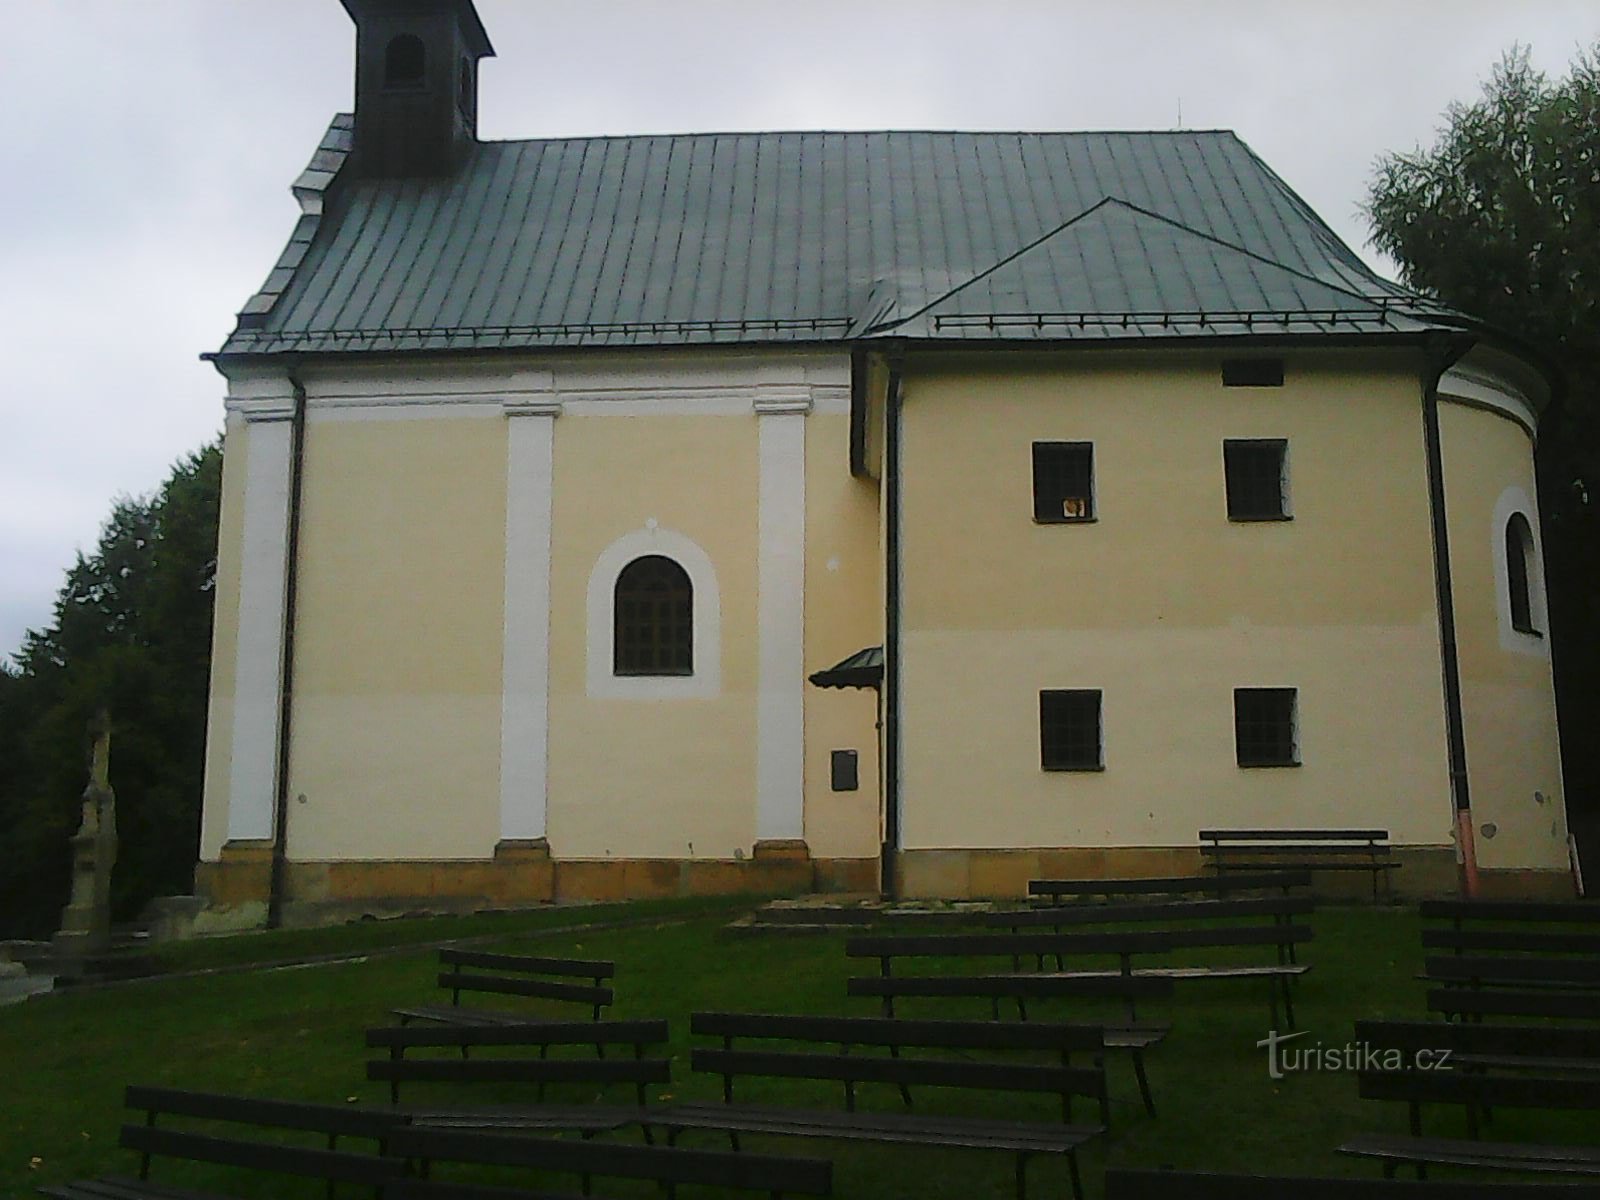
[500,398,561,842]
[755,388,811,842]
[224,391,297,843]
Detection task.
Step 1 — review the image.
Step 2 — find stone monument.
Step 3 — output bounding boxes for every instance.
[52,709,118,959]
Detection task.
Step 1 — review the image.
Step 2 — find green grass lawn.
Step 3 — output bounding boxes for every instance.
[2,901,1590,1199]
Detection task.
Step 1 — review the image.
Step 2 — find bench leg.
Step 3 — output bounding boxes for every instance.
[1131,1050,1156,1117]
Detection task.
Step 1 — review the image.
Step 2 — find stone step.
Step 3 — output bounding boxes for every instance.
[0,967,55,1006]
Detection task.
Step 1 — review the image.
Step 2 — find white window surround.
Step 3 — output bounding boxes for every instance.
[586,526,721,699]
[1491,486,1550,658]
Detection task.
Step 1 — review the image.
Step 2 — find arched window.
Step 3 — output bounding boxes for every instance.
[383,34,426,88]
[613,556,692,675]
[1506,513,1538,634]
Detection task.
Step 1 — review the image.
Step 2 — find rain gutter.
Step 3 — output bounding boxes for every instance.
[882,349,905,899]
[266,369,309,929]
[1420,333,1479,896]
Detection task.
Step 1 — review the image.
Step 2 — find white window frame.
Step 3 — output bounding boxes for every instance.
[1491,486,1550,658]
[586,526,721,699]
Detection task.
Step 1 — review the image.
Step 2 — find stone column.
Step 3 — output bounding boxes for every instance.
[224,389,297,845]
[754,386,810,854]
[498,396,561,853]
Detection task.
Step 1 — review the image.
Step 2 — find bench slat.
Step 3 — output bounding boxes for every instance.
[368,1019,667,1049]
[1421,900,1596,922]
[1354,1019,1600,1061]
[1358,1069,1600,1108]
[387,1126,832,1195]
[1029,872,1311,897]
[690,1012,1103,1052]
[693,1047,1103,1097]
[1422,929,1600,954]
[118,1125,405,1186]
[121,1086,405,1139]
[999,897,1314,926]
[439,950,615,978]
[662,1101,1101,1152]
[437,972,613,1006]
[1112,1166,1600,1198]
[368,1058,672,1085]
[1428,987,1600,1020]
[1424,956,1600,985]
[1339,1132,1600,1173]
[846,974,1175,1000]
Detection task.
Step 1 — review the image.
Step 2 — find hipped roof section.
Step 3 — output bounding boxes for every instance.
[217,125,1465,359]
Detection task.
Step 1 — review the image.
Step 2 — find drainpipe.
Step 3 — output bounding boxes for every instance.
[882,352,905,899]
[1420,333,1478,897]
[266,369,309,929]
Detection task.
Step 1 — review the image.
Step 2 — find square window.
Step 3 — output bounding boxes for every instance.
[1033,442,1095,522]
[1222,359,1285,388]
[1234,687,1298,767]
[1040,689,1103,771]
[1224,439,1289,521]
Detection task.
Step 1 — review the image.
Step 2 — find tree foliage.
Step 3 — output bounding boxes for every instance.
[1367,44,1600,815]
[0,441,221,938]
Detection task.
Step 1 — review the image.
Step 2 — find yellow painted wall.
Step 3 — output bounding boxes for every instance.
[803,411,882,860]
[546,414,760,859]
[1438,402,1568,869]
[897,351,1457,850]
[284,415,507,859]
[197,412,250,860]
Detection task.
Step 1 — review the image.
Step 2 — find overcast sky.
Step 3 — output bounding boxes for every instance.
[1,0,1595,664]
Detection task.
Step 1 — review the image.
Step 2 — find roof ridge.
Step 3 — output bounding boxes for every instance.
[877,198,1120,332]
[475,128,1242,147]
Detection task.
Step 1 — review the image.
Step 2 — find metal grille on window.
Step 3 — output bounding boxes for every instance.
[1032,442,1094,522]
[1234,687,1297,766]
[1506,514,1538,634]
[614,555,693,676]
[1224,439,1288,520]
[1040,689,1102,770]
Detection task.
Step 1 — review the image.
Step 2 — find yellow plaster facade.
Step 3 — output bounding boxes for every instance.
[196,344,1572,924]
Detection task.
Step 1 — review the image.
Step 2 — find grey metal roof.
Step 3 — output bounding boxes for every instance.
[218,125,1458,358]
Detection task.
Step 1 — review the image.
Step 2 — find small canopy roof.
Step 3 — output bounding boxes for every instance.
[808,645,884,690]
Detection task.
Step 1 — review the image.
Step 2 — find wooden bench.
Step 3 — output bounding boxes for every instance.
[38,1085,409,1200]
[1354,1019,1600,1077]
[1030,871,1311,904]
[848,922,1313,1028]
[393,948,614,1026]
[386,1124,833,1200]
[1340,1068,1600,1179]
[1107,1167,1600,1198]
[1200,828,1399,900]
[995,895,1316,965]
[366,1019,670,1124]
[1421,900,1600,993]
[660,1011,1107,1200]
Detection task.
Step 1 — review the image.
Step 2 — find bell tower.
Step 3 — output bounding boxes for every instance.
[340,0,494,177]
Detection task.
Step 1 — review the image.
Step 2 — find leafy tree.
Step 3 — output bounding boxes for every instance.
[0,442,221,938]
[1367,44,1600,826]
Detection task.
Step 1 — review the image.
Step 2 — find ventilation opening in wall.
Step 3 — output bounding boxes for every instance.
[1222,359,1285,388]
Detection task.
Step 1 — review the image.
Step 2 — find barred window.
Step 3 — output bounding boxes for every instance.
[1032,442,1095,522]
[613,556,692,676]
[1506,514,1538,635]
[1040,690,1103,771]
[1234,688,1298,767]
[1224,439,1290,521]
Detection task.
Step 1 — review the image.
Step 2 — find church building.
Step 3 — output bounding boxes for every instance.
[196,0,1572,926]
